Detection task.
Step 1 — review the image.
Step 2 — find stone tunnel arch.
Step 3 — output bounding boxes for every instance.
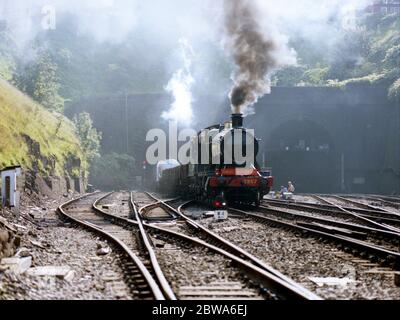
[261,119,340,193]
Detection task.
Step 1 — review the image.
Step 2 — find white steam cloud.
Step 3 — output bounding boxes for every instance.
[162,39,195,126]
[264,0,372,59]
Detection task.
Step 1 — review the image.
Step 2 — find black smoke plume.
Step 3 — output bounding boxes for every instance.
[224,0,293,114]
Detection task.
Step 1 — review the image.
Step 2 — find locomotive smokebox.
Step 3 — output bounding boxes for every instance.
[232,113,244,128]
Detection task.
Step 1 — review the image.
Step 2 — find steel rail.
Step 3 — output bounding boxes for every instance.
[144,218,322,300]
[370,195,400,203]
[91,192,176,300]
[97,192,322,300]
[133,193,179,221]
[138,202,177,221]
[257,204,400,242]
[144,193,321,299]
[331,194,400,203]
[336,194,400,210]
[58,193,165,300]
[264,198,400,222]
[312,195,400,234]
[228,207,400,270]
[264,197,400,234]
[328,195,400,216]
[125,193,177,300]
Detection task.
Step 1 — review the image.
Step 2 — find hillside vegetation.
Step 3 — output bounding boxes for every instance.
[274,13,400,101]
[0,79,84,177]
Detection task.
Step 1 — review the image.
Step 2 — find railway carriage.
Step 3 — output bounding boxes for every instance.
[157,114,274,208]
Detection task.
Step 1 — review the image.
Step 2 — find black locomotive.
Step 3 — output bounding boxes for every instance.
[157,114,274,208]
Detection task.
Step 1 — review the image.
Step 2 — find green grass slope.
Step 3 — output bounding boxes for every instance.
[0,79,84,177]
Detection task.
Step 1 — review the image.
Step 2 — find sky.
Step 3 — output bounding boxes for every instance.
[0,0,372,45]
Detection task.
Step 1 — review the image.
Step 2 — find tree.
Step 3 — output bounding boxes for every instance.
[73,112,102,164]
[273,65,307,87]
[33,52,65,113]
[0,56,15,81]
[303,67,330,86]
[0,28,16,82]
[15,51,65,113]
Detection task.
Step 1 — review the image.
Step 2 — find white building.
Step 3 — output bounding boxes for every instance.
[1,166,22,213]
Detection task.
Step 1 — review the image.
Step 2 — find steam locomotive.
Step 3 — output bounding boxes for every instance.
[157,114,274,208]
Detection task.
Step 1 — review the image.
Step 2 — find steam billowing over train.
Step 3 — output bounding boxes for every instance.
[157,114,274,208]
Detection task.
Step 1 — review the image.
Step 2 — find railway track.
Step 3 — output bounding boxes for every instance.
[370,195,400,205]
[336,194,400,210]
[171,200,400,298]
[59,192,181,300]
[126,193,177,300]
[58,192,165,300]
[148,195,319,295]
[97,192,321,300]
[266,197,400,222]
[256,204,400,245]
[320,195,400,216]
[57,191,399,300]
[313,195,400,234]
[135,193,178,221]
[263,197,400,234]
[227,204,400,270]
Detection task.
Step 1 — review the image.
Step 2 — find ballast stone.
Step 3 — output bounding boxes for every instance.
[1,256,32,274]
[26,266,75,282]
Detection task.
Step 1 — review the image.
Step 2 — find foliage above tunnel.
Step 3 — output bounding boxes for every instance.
[273,13,400,100]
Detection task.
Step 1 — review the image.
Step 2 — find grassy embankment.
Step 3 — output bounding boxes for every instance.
[0,79,84,177]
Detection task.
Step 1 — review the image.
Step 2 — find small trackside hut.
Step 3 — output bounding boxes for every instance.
[0,165,22,215]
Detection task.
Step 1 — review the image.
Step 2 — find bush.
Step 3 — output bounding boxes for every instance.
[73,112,102,164]
[303,67,329,86]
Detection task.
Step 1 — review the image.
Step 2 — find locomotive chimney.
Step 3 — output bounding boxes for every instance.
[232,113,244,128]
